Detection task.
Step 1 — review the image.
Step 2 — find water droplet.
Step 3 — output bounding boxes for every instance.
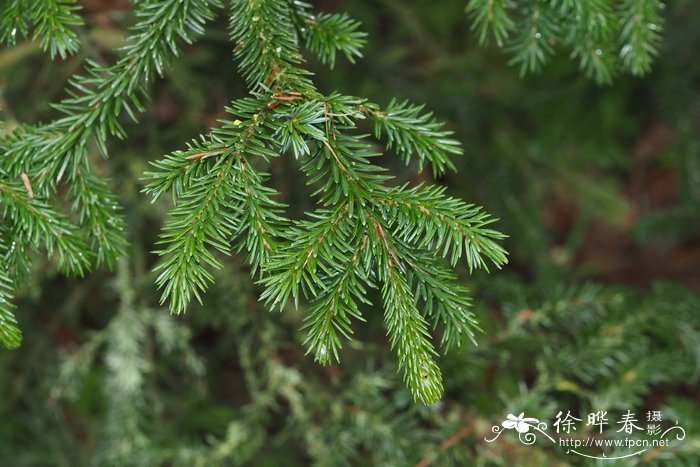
[535,32,542,39]
[319,345,327,357]
[11,28,17,37]
[647,23,658,31]
[595,49,603,56]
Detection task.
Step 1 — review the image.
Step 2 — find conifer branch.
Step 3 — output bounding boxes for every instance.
[619,0,664,76]
[0,0,221,270]
[0,0,83,59]
[465,0,667,83]
[507,1,557,75]
[229,0,308,89]
[302,228,370,365]
[407,253,479,352]
[149,95,294,313]
[375,184,508,270]
[0,250,21,349]
[293,8,367,68]
[232,157,287,273]
[465,0,515,47]
[2,0,509,404]
[364,99,461,176]
[154,156,240,315]
[372,218,443,404]
[0,181,91,275]
[0,0,222,326]
[175,37,506,400]
[258,93,506,400]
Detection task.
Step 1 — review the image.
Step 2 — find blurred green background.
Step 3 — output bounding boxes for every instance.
[1,0,699,465]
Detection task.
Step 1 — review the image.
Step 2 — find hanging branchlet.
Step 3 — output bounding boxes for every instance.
[291,4,367,68]
[0,174,93,347]
[229,0,308,89]
[0,234,21,349]
[1,0,221,261]
[363,99,461,177]
[0,0,83,59]
[465,0,666,84]
[0,0,508,404]
[0,181,92,275]
[147,1,507,403]
[0,0,223,346]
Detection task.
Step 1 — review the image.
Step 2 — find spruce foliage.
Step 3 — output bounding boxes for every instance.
[146,0,507,403]
[0,0,83,59]
[0,0,509,403]
[2,0,699,464]
[466,0,666,83]
[0,0,221,350]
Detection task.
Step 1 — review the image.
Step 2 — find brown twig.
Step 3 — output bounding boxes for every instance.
[271,95,304,102]
[20,172,33,198]
[185,148,226,161]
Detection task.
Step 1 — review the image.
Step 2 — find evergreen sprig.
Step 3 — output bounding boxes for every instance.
[297,11,367,68]
[365,99,461,176]
[229,0,307,89]
[0,0,508,403]
[147,1,507,403]
[0,244,21,349]
[0,0,222,347]
[0,0,83,59]
[465,0,666,83]
[0,181,91,275]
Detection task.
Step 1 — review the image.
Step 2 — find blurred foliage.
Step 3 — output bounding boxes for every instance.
[1,0,699,465]
[465,0,666,83]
